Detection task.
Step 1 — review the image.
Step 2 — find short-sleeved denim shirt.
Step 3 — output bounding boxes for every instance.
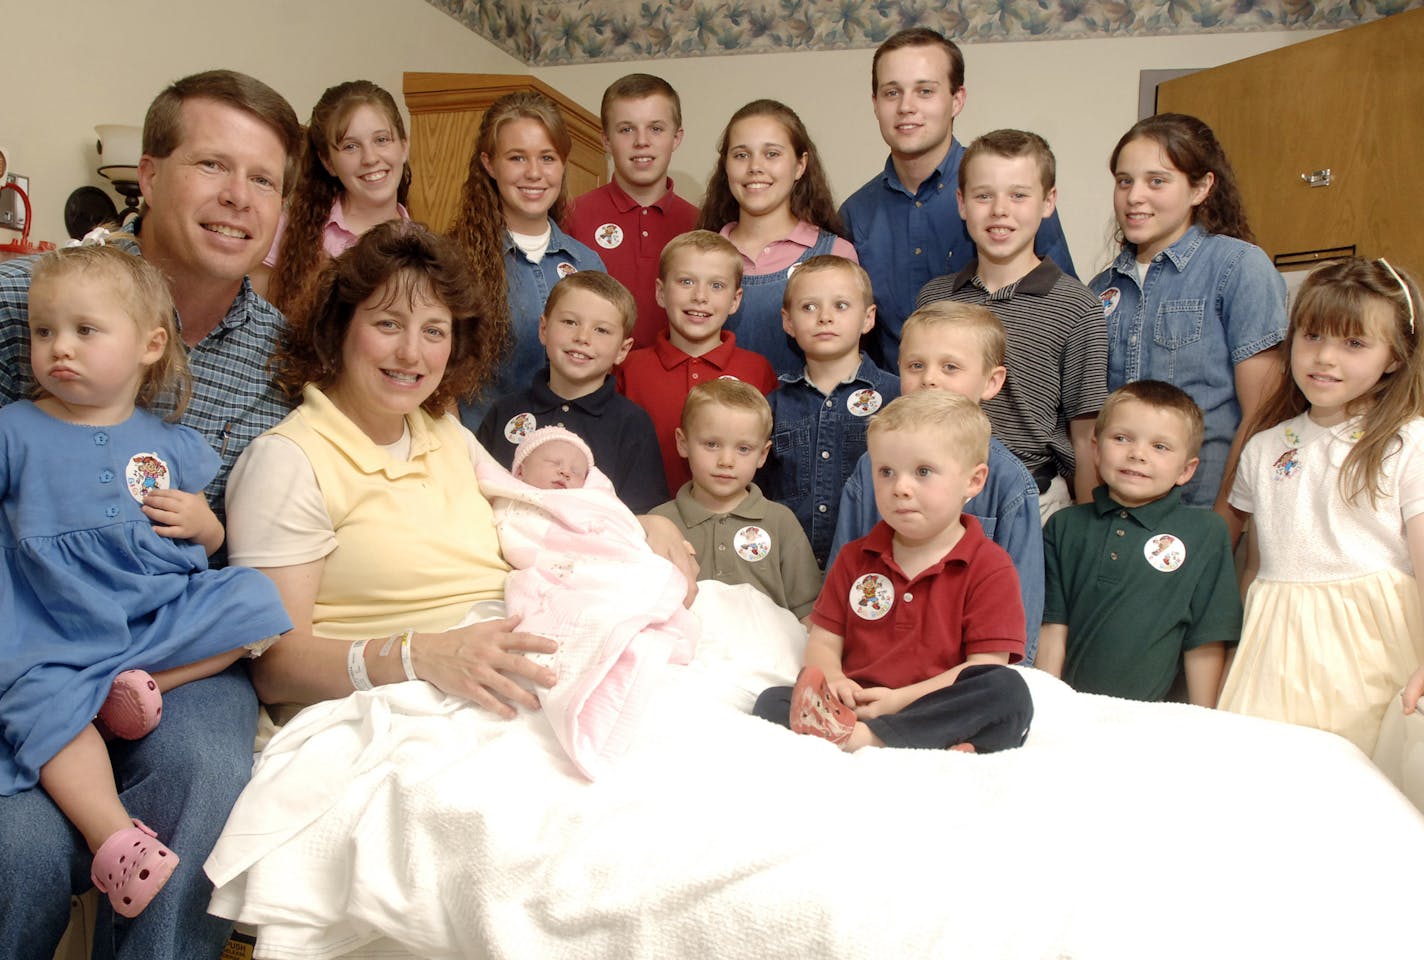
[1089,226,1286,506]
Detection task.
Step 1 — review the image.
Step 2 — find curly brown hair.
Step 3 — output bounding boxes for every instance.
[271,220,498,412]
[268,80,411,319]
[1109,113,1254,246]
[696,100,844,239]
[447,92,576,398]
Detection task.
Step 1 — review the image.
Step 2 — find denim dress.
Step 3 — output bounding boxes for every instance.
[1089,226,1286,506]
[724,228,838,377]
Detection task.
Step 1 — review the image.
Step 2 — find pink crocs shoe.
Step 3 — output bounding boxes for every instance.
[789,666,857,746]
[90,819,179,918]
[97,670,162,740]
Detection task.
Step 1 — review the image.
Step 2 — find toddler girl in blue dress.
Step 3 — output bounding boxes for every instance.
[0,242,291,918]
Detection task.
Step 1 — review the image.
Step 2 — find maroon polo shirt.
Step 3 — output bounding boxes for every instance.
[811,516,1025,689]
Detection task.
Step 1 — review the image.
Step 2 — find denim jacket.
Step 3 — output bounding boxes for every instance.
[827,437,1044,663]
[460,220,605,429]
[1089,226,1286,506]
[760,355,900,566]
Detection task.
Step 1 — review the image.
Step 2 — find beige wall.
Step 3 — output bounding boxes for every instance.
[4,0,522,245]
[536,30,1328,277]
[6,1,1323,279]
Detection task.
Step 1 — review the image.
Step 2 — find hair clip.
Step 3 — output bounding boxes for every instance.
[64,226,114,249]
[1378,258,1415,334]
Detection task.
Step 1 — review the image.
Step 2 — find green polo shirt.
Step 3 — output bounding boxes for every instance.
[1043,486,1241,701]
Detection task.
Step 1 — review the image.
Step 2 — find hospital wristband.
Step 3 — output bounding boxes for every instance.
[347,638,373,691]
[397,628,418,682]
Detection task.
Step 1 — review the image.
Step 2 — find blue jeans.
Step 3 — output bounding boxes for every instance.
[0,663,258,959]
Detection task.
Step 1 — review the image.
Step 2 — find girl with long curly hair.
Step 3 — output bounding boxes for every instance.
[262,81,411,319]
[447,91,603,426]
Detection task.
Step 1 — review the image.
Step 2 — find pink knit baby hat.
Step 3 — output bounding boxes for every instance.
[511,425,595,476]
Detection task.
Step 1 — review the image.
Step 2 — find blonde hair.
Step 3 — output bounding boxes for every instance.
[1248,257,1424,507]
[868,391,990,467]
[659,229,744,287]
[782,254,873,310]
[30,244,191,419]
[544,271,637,337]
[900,302,1006,373]
[1096,380,1205,459]
[680,379,772,440]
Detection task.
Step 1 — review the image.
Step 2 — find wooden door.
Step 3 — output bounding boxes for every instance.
[402,73,606,233]
[1156,9,1424,275]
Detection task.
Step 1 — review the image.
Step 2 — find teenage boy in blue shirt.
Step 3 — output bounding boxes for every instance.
[839,27,1075,369]
[760,255,898,566]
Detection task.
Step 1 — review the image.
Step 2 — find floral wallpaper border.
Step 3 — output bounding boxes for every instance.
[427,0,1420,66]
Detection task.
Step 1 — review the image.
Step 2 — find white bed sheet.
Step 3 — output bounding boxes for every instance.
[208,582,1424,960]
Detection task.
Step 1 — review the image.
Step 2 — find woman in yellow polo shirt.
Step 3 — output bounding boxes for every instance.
[226,220,690,718]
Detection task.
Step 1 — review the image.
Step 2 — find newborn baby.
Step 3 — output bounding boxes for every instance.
[478,427,698,779]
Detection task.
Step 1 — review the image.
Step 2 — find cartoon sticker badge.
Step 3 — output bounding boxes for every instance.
[556,262,579,279]
[126,452,171,503]
[1273,448,1301,482]
[850,573,894,620]
[847,389,883,417]
[1100,287,1121,319]
[504,412,537,444]
[595,223,624,249]
[1144,534,1186,573]
[734,525,772,563]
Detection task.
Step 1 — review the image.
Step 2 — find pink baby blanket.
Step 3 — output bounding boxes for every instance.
[476,460,698,779]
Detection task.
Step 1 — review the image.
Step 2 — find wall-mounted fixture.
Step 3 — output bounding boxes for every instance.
[63,124,143,240]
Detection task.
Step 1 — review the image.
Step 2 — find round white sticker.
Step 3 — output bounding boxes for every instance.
[1100,286,1121,319]
[503,412,537,444]
[849,573,894,621]
[734,525,772,563]
[1143,533,1186,572]
[594,223,624,249]
[556,262,578,279]
[126,452,171,503]
[847,389,883,417]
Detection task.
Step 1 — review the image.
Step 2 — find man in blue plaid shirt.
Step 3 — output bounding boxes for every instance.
[0,70,300,959]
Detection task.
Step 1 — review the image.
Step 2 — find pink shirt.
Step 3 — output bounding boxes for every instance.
[718,219,858,275]
[263,198,411,268]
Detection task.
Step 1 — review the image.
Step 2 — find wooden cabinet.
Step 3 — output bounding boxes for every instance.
[1157,9,1424,275]
[402,73,606,233]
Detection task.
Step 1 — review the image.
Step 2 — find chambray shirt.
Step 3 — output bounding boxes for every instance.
[760,355,899,566]
[461,220,604,428]
[0,223,291,525]
[827,437,1043,664]
[1089,226,1287,507]
[839,138,1076,369]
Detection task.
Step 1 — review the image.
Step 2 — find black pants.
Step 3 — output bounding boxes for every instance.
[752,664,1033,753]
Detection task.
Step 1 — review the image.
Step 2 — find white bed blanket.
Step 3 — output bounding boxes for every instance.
[208,582,1424,960]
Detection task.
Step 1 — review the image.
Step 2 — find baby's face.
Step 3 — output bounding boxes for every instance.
[518,439,590,490]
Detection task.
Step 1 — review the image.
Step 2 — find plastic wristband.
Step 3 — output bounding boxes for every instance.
[347,638,373,691]
[397,628,418,682]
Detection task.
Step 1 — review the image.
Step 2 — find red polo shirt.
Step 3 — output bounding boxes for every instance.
[616,330,777,494]
[811,516,1025,689]
[566,178,699,349]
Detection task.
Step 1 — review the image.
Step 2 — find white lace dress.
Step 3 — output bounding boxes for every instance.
[1220,413,1424,753]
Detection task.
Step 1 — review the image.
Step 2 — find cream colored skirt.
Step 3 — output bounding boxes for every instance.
[1220,569,1424,754]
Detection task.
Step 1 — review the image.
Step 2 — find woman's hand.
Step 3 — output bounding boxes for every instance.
[143,489,224,555]
[1403,664,1424,715]
[639,514,700,606]
[411,616,557,719]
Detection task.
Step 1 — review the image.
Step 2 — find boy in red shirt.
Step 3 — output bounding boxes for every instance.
[618,230,777,494]
[754,391,1033,752]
